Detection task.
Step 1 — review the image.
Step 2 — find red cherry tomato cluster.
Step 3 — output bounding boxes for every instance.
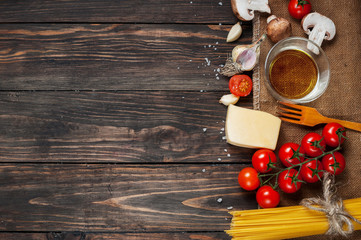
[237,122,347,208]
[238,149,281,208]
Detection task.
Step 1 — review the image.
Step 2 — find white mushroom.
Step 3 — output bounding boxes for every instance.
[302,12,336,54]
[231,0,271,21]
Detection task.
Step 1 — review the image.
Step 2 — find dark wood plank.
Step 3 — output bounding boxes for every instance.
[0,91,253,163]
[0,232,228,240]
[0,0,238,24]
[0,164,256,232]
[0,233,48,240]
[0,24,252,90]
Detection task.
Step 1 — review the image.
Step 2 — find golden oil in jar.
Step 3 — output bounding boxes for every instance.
[269,49,318,99]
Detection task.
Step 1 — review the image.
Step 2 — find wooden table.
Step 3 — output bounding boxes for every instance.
[0,1,258,239]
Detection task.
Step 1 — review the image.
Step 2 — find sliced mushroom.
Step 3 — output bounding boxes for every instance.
[231,0,271,21]
[302,12,336,54]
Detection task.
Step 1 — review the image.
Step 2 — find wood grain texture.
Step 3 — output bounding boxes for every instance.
[0,232,228,240]
[0,91,253,163]
[0,0,238,23]
[0,164,256,232]
[0,1,259,239]
[0,24,252,90]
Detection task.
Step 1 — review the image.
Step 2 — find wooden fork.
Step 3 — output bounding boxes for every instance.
[278,102,361,132]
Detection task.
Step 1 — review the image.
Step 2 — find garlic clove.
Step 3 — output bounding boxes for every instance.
[227,22,243,43]
[219,94,240,106]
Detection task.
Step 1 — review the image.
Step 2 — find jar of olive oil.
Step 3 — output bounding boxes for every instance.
[264,37,330,103]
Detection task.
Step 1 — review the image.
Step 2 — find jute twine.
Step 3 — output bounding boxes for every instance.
[301,172,361,237]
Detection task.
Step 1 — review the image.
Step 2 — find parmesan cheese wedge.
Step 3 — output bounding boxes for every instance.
[225,104,281,150]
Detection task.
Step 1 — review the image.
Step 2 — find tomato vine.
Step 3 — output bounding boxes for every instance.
[237,122,348,208]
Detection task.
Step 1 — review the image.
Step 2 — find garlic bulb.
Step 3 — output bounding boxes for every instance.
[232,45,259,71]
[221,34,266,77]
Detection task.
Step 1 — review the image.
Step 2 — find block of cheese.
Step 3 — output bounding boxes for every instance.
[225,104,281,150]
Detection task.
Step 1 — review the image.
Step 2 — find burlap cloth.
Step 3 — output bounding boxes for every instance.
[252,0,361,239]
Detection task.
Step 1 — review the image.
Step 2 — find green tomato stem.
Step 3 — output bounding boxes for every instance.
[259,144,342,189]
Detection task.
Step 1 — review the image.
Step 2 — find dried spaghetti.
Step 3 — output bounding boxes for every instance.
[226,198,361,240]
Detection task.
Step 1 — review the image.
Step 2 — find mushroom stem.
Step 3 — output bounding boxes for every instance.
[308,27,327,54]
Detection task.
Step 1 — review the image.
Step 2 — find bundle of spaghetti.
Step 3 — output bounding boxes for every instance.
[226,197,361,240]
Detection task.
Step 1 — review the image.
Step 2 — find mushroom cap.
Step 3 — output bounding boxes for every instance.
[266,16,292,43]
[302,12,336,40]
[231,0,271,21]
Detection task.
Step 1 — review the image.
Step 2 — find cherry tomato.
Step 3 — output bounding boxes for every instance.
[288,0,312,19]
[300,160,323,183]
[322,152,346,176]
[256,185,280,208]
[252,149,277,173]
[301,132,326,157]
[238,167,260,191]
[229,75,253,97]
[322,123,346,148]
[278,142,305,167]
[278,169,302,193]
